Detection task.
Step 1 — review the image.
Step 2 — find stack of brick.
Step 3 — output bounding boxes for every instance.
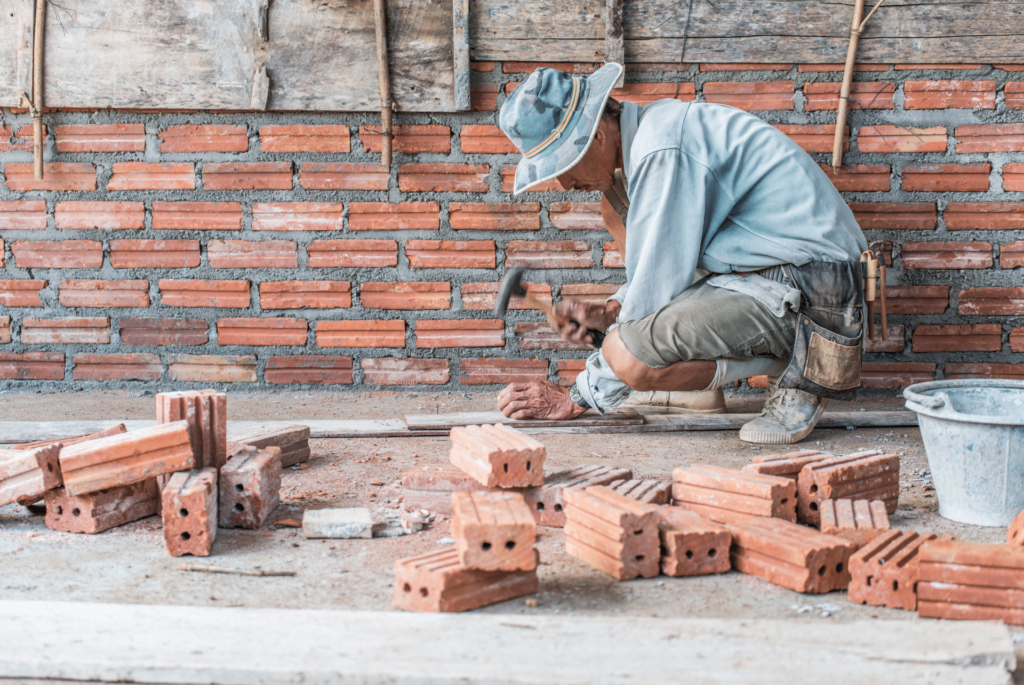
[522,464,633,526]
[819,498,891,544]
[563,485,661,581]
[226,423,310,467]
[606,478,671,505]
[918,540,1024,624]
[797,452,900,526]
[849,530,946,610]
[672,464,798,523]
[742,450,833,481]
[657,505,732,577]
[156,390,227,470]
[449,423,546,488]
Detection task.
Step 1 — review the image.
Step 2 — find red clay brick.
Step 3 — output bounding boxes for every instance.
[316,320,405,348]
[470,84,499,111]
[603,241,624,268]
[864,325,906,353]
[202,162,292,190]
[849,530,943,611]
[59,280,149,308]
[902,164,990,192]
[901,241,992,269]
[0,281,46,307]
[521,465,633,527]
[10,124,44,150]
[360,282,450,310]
[349,202,440,231]
[452,491,537,571]
[472,62,496,72]
[562,283,623,305]
[742,450,833,481]
[803,81,894,111]
[800,63,888,72]
[5,163,96,191]
[449,203,540,231]
[12,241,102,269]
[0,444,62,507]
[218,318,307,346]
[259,125,350,153]
[416,319,504,348]
[610,83,696,105]
[918,539,1024,625]
[896,63,982,70]
[774,124,848,153]
[998,65,1024,71]
[658,506,732,577]
[108,162,195,191]
[549,202,602,230]
[298,163,389,191]
[505,240,592,269]
[459,358,548,385]
[460,282,552,310]
[945,363,1024,380]
[259,281,351,310]
[72,353,162,381]
[0,316,9,344]
[152,201,242,231]
[504,62,596,73]
[109,239,200,269]
[819,498,890,541]
[119,319,209,346]
[904,80,996,109]
[912,324,1001,353]
[307,240,398,268]
[219,446,281,529]
[703,81,794,110]
[391,547,538,612]
[515,322,591,351]
[955,124,1024,153]
[945,202,1024,230]
[0,201,46,230]
[407,240,495,269]
[159,280,250,308]
[849,202,936,230]
[401,467,490,516]
[362,357,449,385]
[251,202,343,232]
[43,480,159,534]
[264,356,353,386]
[0,125,28,152]
[55,201,144,230]
[1006,82,1024,110]
[22,317,109,345]
[1012,327,1024,353]
[701,63,791,71]
[501,165,563,193]
[564,485,661,580]
[450,423,546,487]
[797,452,899,526]
[608,479,671,505]
[55,124,145,152]
[959,287,1024,316]
[162,468,218,557]
[208,240,297,269]
[167,355,257,383]
[867,286,949,316]
[672,464,797,521]
[819,164,890,192]
[398,163,489,193]
[0,352,64,380]
[857,125,947,153]
[1004,163,1024,191]
[159,124,247,152]
[460,125,516,154]
[861,362,935,388]
[156,390,227,470]
[1002,242,1024,269]
[361,125,450,154]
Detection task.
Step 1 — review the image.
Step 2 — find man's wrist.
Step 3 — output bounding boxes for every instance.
[604,301,621,329]
[568,384,591,410]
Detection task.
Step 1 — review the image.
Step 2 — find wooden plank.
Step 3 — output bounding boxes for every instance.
[452,0,471,111]
[404,407,645,430]
[605,0,624,86]
[0,0,24,106]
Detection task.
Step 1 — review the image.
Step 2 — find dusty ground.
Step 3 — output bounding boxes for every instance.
[0,389,1008,628]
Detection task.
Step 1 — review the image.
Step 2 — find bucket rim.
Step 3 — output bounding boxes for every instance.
[904,378,1024,427]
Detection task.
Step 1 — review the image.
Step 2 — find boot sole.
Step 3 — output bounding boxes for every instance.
[737,403,828,445]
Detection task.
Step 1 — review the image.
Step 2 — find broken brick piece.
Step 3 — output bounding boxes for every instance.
[1009,509,1024,546]
[226,423,310,468]
[391,547,538,613]
[522,464,633,527]
[0,444,63,507]
[918,540,1024,624]
[161,468,218,557]
[672,464,797,522]
[607,479,671,505]
[563,485,660,581]
[451,491,537,572]
[449,424,546,488]
[849,530,946,610]
[797,451,899,526]
[658,506,732,577]
[218,446,281,529]
[401,467,489,515]
[44,479,159,534]
[11,424,126,452]
[819,499,890,540]
[742,450,833,481]
[59,422,194,497]
[156,390,227,470]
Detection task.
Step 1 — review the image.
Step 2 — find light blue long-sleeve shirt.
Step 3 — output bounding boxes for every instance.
[574,99,868,412]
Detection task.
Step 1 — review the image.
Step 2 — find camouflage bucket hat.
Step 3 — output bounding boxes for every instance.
[499,63,624,195]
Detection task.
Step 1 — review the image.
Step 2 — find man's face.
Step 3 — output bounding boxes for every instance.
[556,116,617,193]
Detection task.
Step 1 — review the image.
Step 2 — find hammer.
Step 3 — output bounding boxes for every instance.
[494,267,605,348]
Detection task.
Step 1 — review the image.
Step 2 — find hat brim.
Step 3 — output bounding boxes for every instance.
[512,63,624,196]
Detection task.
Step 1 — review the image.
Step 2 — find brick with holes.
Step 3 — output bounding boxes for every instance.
[218,445,281,529]
[156,390,227,470]
[161,468,218,557]
[401,467,489,515]
[563,485,661,581]
[451,491,537,572]
[797,452,900,527]
[918,540,1024,624]
[658,506,732,577]
[819,498,891,541]
[44,479,160,534]
[522,465,633,527]
[449,424,545,488]
[672,464,797,522]
[607,479,671,505]
[226,423,310,468]
[391,547,538,613]
[0,445,63,507]
[848,530,946,610]
[742,450,834,481]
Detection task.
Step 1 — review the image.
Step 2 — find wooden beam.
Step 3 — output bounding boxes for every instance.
[605,0,624,86]
[404,407,644,430]
[373,0,393,166]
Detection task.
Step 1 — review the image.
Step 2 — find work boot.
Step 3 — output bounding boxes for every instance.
[622,388,726,414]
[739,376,828,444]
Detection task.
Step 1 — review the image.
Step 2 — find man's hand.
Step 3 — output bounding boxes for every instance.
[551,300,620,346]
[497,380,588,420]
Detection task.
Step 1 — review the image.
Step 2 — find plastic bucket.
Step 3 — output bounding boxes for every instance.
[904,379,1024,527]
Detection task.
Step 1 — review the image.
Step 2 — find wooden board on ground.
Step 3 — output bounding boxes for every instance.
[404,408,645,431]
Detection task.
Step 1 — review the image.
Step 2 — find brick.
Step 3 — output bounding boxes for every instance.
[742,450,832,481]
[259,281,351,310]
[109,240,199,270]
[700,63,790,71]
[60,421,194,497]
[945,202,1024,231]
[202,162,292,190]
[869,286,948,316]
[156,390,227,470]
[461,282,551,310]
[896,63,982,70]
[1006,83,1024,110]
[460,124,516,154]
[522,465,633,527]
[959,287,1024,316]
[361,358,449,385]
[861,362,935,388]
[251,202,344,232]
[43,480,159,534]
[672,465,797,521]
[54,124,145,152]
[1004,164,1024,192]
[658,506,732,577]
[800,63,888,72]
[59,280,150,308]
[1006,242,1024,270]
[360,282,450,310]
[515,322,591,351]
[797,452,899,526]
[450,424,546,488]
[0,352,65,380]
[503,62,597,73]
[22,317,109,345]
[904,80,996,109]
[72,353,162,381]
[307,239,398,268]
[13,240,102,269]
[803,81,894,110]
[227,423,311,467]
[549,202,603,231]
[0,316,8,344]
[11,425,126,454]
[0,201,46,230]
[152,202,242,231]
[452,491,537,571]
[556,359,586,387]
[120,319,208,347]
[864,325,906,353]
[159,280,250,308]
[774,124,848,153]
[505,240,592,269]
[912,324,1002,352]
[0,280,45,307]
[849,530,945,611]
[0,444,62,507]
[348,202,440,231]
[999,65,1024,71]
[316,320,405,348]
[849,202,936,231]
[857,126,947,153]
[398,163,489,193]
[902,241,992,270]
[955,124,1024,153]
[107,162,195,191]
[218,318,307,346]
[161,468,218,557]
[918,540,1024,625]
[416,319,504,348]
[603,242,624,268]
[1011,327,1024,353]
[607,479,671,505]
[259,125,350,153]
[401,467,489,515]
[818,164,890,192]
[0,125,28,152]
[470,84,499,111]
[360,125,450,154]
[562,283,623,305]
[391,547,538,612]
[219,446,282,529]
[407,240,495,269]
[902,164,990,192]
[167,355,257,383]
[54,201,143,230]
[563,485,661,581]
[5,163,96,191]
[449,203,541,231]
[298,163,389,190]
[945,363,1024,381]
[703,81,794,110]
[459,358,548,385]
[1010,509,1024,546]
[159,124,247,152]
[265,355,353,386]
[819,498,890,537]
[610,82,696,105]
[208,240,297,269]
[501,165,563,193]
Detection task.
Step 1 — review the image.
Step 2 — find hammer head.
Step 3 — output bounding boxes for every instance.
[493,267,527,315]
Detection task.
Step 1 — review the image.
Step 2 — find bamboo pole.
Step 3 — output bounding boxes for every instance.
[373,0,393,167]
[831,0,865,171]
[32,0,44,180]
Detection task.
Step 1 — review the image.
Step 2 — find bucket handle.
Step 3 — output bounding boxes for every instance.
[904,388,953,413]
